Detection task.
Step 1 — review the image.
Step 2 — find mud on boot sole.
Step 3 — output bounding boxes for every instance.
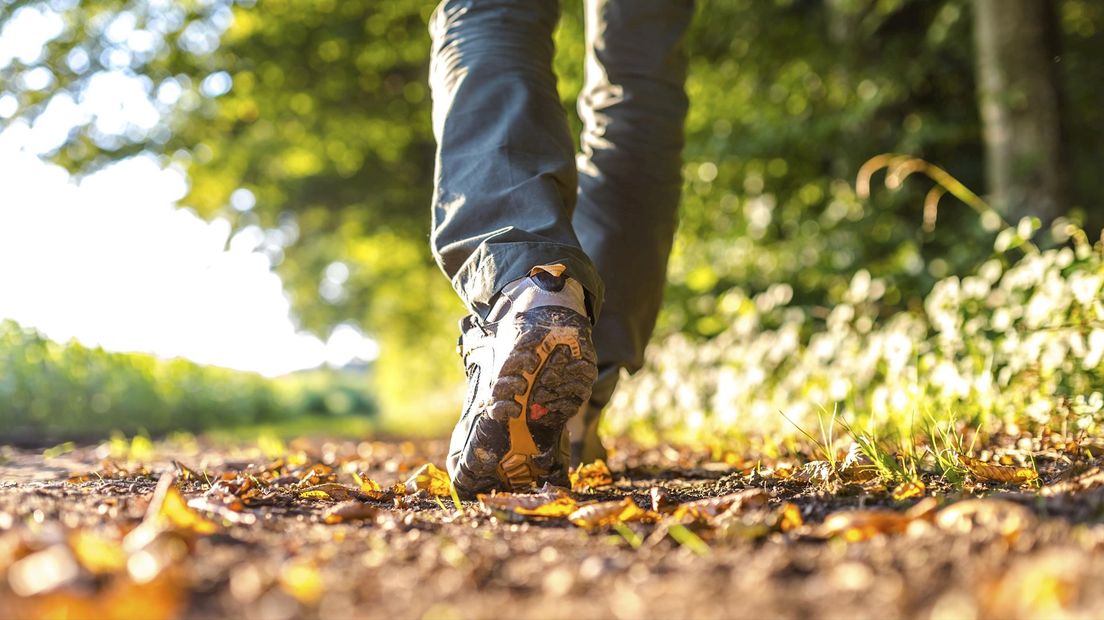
[454,306,597,496]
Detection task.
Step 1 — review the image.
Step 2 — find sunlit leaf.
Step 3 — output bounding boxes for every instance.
[150,474,217,535]
[479,485,579,519]
[570,459,614,492]
[935,498,1035,542]
[68,531,126,575]
[300,490,332,501]
[892,479,926,501]
[777,502,804,532]
[820,509,911,542]
[958,455,1038,484]
[352,472,387,499]
[172,461,203,482]
[569,498,658,529]
[668,489,769,523]
[403,463,452,497]
[7,545,80,597]
[279,560,324,604]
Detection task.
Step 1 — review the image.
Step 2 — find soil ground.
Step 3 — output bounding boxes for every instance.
[1,437,1103,620]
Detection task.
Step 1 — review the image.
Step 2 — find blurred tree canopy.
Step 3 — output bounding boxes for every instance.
[2,0,1101,414]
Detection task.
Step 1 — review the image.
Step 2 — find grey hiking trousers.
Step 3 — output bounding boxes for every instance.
[428,0,693,409]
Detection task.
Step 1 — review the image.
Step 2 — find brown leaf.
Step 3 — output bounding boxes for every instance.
[668,489,769,523]
[569,498,658,529]
[479,485,579,520]
[298,483,368,502]
[958,455,1038,484]
[820,509,911,541]
[172,461,203,482]
[935,498,1035,542]
[323,501,381,524]
[186,498,258,525]
[649,487,673,512]
[570,459,614,492]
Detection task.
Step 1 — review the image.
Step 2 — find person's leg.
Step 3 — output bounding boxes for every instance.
[429,0,604,320]
[429,0,601,495]
[570,0,694,461]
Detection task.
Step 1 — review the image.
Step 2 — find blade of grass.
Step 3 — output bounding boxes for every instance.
[668,524,710,557]
[613,523,642,549]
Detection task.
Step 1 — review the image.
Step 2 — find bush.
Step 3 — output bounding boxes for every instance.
[0,321,376,442]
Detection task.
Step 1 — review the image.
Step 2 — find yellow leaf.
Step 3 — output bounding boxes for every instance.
[279,560,324,604]
[403,463,453,497]
[150,474,217,535]
[68,531,127,575]
[299,490,331,501]
[778,502,804,532]
[479,486,578,519]
[352,472,386,499]
[820,509,910,542]
[892,479,926,501]
[570,459,614,492]
[958,455,1038,484]
[569,498,658,529]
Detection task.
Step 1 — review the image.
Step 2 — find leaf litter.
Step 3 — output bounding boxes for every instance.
[1,435,1103,619]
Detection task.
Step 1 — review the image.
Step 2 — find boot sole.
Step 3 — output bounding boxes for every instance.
[454,306,597,495]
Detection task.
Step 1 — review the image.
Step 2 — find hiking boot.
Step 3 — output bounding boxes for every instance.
[567,402,608,467]
[447,264,598,498]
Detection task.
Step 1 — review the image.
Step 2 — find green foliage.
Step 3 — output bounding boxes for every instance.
[3,0,1102,425]
[607,212,1104,444]
[0,320,376,441]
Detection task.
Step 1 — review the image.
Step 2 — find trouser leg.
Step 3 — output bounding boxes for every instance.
[429,0,605,321]
[574,0,693,408]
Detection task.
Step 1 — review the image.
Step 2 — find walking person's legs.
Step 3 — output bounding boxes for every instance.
[428,0,601,496]
[569,0,694,462]
[429,0,603,318]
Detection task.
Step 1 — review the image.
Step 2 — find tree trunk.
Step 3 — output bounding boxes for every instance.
[973,0,1066,225]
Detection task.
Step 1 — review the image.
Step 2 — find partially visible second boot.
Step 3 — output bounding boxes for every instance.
[567,402,608,467]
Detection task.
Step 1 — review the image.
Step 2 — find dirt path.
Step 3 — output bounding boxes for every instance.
[1,438,1102,620]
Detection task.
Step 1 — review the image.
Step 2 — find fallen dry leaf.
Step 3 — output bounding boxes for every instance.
[569,498,657,529]
[649,487,672,512]
[323,501,381,524]
[668,489,769,523]
[935,498,1035,542]
[68,531,126,575]
[147,473,217,536]
[570,459,614,492]
[403,463,452,497]
[479,485,579,520]
[777,502,804,532]
[186,498,258,525]
[892,479,926,501]
[958,455,1038,484]
[352,472,388,499]
[7,544,80,597]
[820,509,911,542]
[279,559,324,604]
